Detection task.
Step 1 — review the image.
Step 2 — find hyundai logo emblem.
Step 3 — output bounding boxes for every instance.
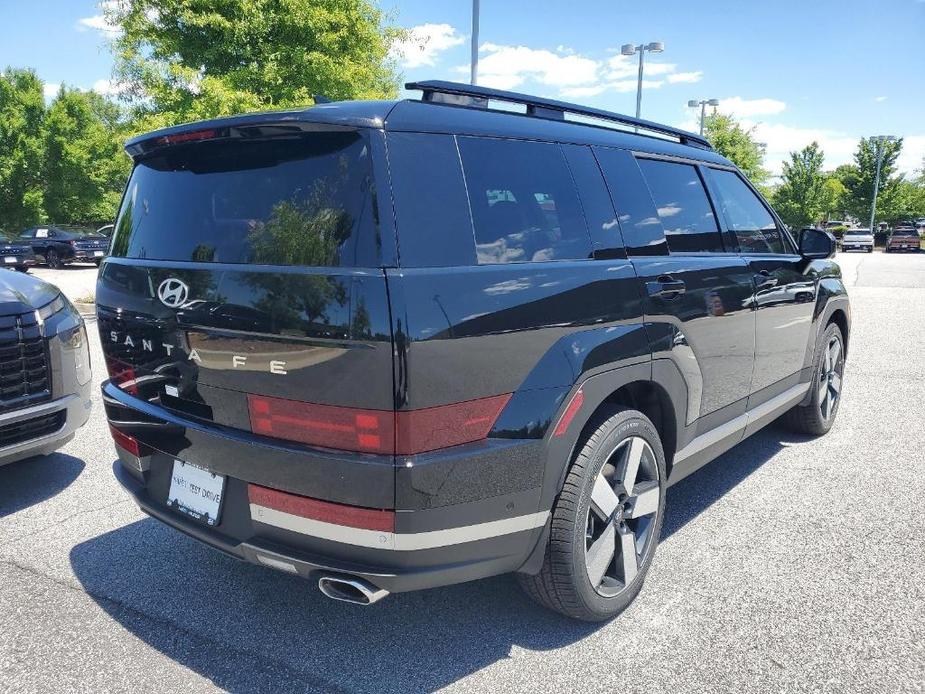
[157,278,190,308]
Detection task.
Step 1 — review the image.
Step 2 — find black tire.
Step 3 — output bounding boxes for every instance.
[867,247,873,253]
[46,250,61,269]
[783,323,845,436]
[15,266,28,273]
[518,406,667,621]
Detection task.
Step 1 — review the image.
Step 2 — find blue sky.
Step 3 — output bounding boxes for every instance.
[2,0,923,176]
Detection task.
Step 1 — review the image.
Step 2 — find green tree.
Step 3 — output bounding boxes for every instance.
[772,142,832,228]
[106,0,405,128]
[43,88,131,224]
[0,68,46,234]
[703,112,769,184]
[841,137,905,224]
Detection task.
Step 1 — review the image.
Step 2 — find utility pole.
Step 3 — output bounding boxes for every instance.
[621,42,664,120]
[869,135,896,231]
[470,0,480,85]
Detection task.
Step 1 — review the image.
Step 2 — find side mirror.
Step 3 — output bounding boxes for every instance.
[798,227,836,259]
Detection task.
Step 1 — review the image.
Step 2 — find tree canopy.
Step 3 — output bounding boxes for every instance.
[105,0,405,129]
[772,142,842,228]
[703,113,769,185]
[0,68,46,233]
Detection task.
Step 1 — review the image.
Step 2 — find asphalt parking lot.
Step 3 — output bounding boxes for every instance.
[2,253,924,693]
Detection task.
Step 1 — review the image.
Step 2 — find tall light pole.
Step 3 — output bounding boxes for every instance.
[688,98,719,135]
[869,135,897,231]
[470,0,480,85]
[621,41,664,119]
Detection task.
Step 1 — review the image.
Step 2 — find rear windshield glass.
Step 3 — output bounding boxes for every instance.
[894,229,918,236]
[110,130,380,267]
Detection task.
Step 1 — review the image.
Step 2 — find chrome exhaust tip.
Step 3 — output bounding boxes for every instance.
[317,574,389,605]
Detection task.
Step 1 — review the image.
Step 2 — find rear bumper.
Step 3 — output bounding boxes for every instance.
[105,382,548,593]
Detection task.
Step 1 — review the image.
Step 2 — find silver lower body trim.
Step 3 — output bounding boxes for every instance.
[674,382,810,465]
[250,504,549,551]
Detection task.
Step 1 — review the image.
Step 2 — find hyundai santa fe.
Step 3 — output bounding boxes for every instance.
[100,80,850,621]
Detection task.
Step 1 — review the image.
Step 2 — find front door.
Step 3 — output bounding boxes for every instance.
[703,167,816,398]
[594,148,757,427]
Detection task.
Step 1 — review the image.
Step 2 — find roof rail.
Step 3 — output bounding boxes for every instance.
[405,80,712,150]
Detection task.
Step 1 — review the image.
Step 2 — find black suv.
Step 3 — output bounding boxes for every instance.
[19,225,109,267]
[99,81,849,621]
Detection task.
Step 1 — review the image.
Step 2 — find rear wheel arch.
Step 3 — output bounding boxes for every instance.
[827,308,849,358]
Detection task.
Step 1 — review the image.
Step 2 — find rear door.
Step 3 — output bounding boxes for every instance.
[98,127,397,463]
[703,167,816,399]
[594,148,756,428]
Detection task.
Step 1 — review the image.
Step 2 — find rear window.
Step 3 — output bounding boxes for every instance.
[110,130,380,267]
[893,229,918,237]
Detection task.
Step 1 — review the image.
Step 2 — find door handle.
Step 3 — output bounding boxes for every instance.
[646,276,686,298]
[754,270,778,289]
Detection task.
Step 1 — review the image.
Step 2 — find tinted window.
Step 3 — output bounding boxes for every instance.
[110,131,380,267]
[709,169,785,253]
[388,132,477,267]
[637,159,723,253]
[457,137,591,264]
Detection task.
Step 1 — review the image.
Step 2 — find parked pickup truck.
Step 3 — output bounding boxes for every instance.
[841,229,874,253]
[885,227,921,253]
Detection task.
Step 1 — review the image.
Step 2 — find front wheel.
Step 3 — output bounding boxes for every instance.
[46,250,61,269]
[783,323,845,436]
[518,407,666,621]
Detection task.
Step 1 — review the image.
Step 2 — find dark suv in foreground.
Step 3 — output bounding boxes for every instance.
[100,81,849,621]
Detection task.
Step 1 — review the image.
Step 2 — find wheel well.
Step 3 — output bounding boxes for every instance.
[596,381,678,477]
[827,308,849,356]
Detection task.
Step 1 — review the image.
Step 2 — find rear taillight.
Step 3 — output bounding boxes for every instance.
[155,128,219,146]
[109,424,142,456]
[248,483,394,532]
[105,356,138,396]
[247,393,511,455]
[248,395,394,454]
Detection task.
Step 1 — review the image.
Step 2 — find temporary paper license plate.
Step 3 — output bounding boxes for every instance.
[167,460,225,526]
[4,257,16,263]
[93,251,104,257]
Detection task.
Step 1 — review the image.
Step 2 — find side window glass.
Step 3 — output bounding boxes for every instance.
[709,169,785,254]
[637,159,724,254]
[457,137,591,264]
[388,132,476,267]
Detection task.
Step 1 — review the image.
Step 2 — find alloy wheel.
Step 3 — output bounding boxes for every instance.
[818,334,843,421]
[584,436,661,597]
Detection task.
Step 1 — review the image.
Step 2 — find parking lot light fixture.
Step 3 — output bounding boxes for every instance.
[869,135,897,231]
[622,41,665,120]
[689,98,720,135]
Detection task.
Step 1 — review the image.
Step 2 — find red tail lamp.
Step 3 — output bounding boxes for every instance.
[248,483,395,532]
[105,356,138,396]
[247,393,511,455]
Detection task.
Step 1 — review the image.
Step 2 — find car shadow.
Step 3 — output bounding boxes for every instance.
[0,453,85,517]
[69,424,801,692]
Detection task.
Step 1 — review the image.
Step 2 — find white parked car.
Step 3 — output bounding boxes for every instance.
[841,228,874,253]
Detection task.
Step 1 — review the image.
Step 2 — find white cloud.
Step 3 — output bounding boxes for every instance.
[391,23,465,69]
[92,78,121,96]
[559,84,609,98]
[896,135,925,176]
[667,71,703,84]
[609,79,664,93]
[476,43,599,90]
[43,83,60,100]
[875,95,888,102]
[716,96,787,118]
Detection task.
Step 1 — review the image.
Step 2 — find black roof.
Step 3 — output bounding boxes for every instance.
[124,81,732,168]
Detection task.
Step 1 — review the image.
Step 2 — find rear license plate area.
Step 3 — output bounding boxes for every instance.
[167,460,225,526]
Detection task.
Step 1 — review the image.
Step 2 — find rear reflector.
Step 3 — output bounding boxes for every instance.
[247,393,511,455]
[109,424,141,456]
[553,388,584,438]
[248,483,394,532]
